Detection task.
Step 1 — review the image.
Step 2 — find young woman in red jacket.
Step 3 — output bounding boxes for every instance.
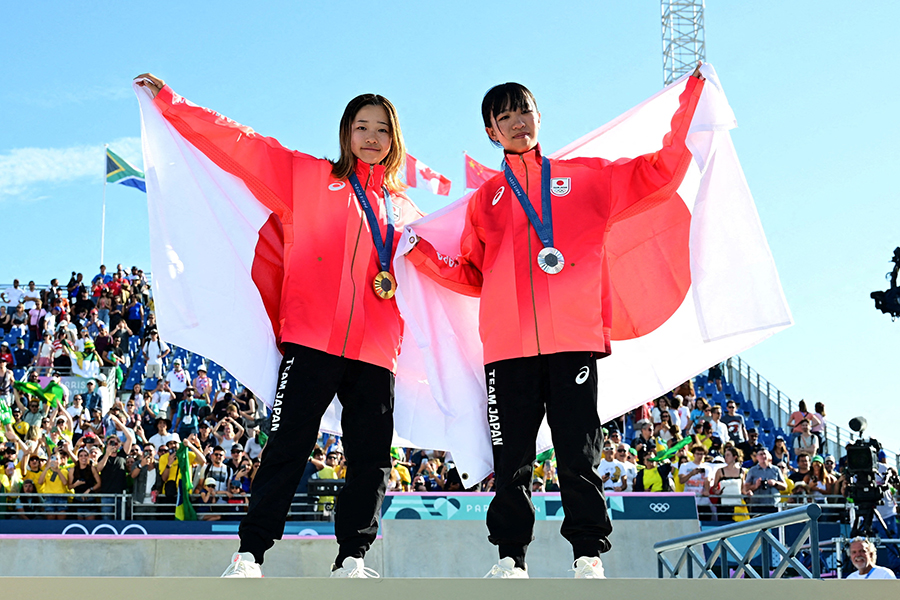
[136,73,421,579]
[407,66,705,578]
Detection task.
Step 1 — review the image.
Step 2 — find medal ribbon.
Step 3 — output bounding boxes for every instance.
[348,173,395,273]
[504,156,553,249]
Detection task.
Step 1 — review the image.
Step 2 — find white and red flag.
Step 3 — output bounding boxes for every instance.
[464,152,501,189]
[393,65,792,482]
[405,153,451,195]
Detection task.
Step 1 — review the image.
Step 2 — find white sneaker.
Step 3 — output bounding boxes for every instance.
[572,556,605,579]
[330,557,380,578]
[484,557,529,578]
[221,552,262,578]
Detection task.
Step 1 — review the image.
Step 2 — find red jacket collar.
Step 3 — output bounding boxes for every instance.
[353,158,386,190]
[503,144,544,177]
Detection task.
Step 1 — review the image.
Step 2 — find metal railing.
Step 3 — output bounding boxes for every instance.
[0,492,335,521]
[726,356,899,470]
[655,504,822,579]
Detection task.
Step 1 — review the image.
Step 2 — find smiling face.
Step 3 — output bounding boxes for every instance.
[486,103,541,154]
[849,540,876,572]
[350,104,392,166]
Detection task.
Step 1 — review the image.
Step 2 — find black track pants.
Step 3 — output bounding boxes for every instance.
[238,344,393,565]
[485,351,612,563]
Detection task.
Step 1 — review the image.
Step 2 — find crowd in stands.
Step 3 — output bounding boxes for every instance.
[1,272,897,541]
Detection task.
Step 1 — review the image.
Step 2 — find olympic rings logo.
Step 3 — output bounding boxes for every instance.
[61,523,149,536]
[648,503,670,513]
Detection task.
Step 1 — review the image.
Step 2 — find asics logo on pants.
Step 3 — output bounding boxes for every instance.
[575,366,590,385]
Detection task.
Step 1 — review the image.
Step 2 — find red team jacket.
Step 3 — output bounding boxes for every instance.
[408,76,704,365]
[153,86,423,373]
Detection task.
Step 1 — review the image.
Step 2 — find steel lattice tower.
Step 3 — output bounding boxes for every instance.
[661,0,706,85]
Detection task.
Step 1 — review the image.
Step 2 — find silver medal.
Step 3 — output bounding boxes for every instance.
[537,247,565,275]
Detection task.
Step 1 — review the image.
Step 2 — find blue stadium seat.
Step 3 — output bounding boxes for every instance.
[13,368,25,380]
[723,382,736,396]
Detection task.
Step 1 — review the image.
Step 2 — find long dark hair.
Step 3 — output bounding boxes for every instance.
[330,94,406,191]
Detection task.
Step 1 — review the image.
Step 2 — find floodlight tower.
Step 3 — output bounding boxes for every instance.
[661,0,706,85]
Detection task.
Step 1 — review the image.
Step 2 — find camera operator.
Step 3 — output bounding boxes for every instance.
[874,451,899,538]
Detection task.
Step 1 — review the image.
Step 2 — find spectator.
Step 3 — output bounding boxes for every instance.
[708,406,729,442]
[37,448,70,520]
[200,446,233,492]
[96,419,135,519]
[0,306,11,334]
[15,478,41,518]
[165,358,190,401]
[68,446,101,520]
[0,357,13,407]
[195,421,217,454]
[16,392,49,432]
[92,265,112,286]
[875,452,899,539]
[770,435,790,468]
[193,365,214,402]
[312,450,342,511]
[174,388,203,438]
[2,280,25,310]
[787,400,821,445]
[846,538,896,579]
[596,443,627,492]
[823,454,838,477]
[124,296,144,336]
[225,444,246,472]
[0,343,14,367]
[148,418,180,451]
[689,397,708,431]
[793,419,819,457]
[82,380,101,414]
[650,397,677,425]
[149,381,175,421]
[213,416,244,455]
[617,444,637,492]
[790,453,812,495]
[141,330,170,382]
[707,363,723,392]
[388,448,411,492]
[10,304,28,338]
[130,444,160,512]
[35,332,53,375]
[158,436,206,505]
[720,400,748,444]
[631,419,658,452]
[711,446,745,521]
[633,449,674,492]
[677,444,713,520]
[198,477,222,521]
[27,300,47,342]
[742,449,786,515]
[804,455,835,501]
[244,430,266,460]
[670,395,691,434]
[812,401,827,448]
[654,411,676,443]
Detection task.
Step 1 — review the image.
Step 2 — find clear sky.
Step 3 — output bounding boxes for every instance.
[2,2,898,452]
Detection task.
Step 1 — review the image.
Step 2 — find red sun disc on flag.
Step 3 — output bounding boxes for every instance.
[607,194,691,341]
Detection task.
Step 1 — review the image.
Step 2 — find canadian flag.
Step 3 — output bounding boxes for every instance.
[393,65,793,482]
[464,153,501,189]
[405,153,451,195]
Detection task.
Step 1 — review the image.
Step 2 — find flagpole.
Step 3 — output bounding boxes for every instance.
[101,144,108,265]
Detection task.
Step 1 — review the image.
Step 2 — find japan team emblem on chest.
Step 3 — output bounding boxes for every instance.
[550,177,571,196]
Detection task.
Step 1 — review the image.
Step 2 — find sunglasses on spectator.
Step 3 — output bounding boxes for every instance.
[213,452,224,457]
[616,449,626,454]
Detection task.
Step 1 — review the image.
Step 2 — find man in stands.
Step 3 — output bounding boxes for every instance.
[789,453,811,495]
[847,538,896,579]
[141,329,169,381]
[165,358,190,402]
[2,279,25,310]
[709,406,729,442]
[148,417,180,451]
[617,444,637,492]
[13,338,34,368]
[596,443,627,492]
[633,449,673,492]
[92,265,112,286]
[0,357,14,407]
[201,446,234,492]
[720,400,747,444]
[81,380,101,414]
[97,418,136,520]
[737,428,761,466]
[631,420,658,452]
[742,449,786,515]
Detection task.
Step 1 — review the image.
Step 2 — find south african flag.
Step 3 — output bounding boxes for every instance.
[106,148,146,192]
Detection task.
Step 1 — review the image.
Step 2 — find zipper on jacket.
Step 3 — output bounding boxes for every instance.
[341,165,373,357]
[520,154,541,354]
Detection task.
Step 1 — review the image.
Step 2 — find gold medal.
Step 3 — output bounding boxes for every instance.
[373,271,397,300]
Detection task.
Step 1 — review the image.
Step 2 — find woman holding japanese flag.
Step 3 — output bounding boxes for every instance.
[135,73,422,579]
[405,65,705,578]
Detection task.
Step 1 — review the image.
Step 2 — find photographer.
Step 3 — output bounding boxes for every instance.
[742,449,786,516]
[131,444,160,518]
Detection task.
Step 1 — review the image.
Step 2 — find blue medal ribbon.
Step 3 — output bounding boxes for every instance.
[504,156,554,249]
[348,173,395,274]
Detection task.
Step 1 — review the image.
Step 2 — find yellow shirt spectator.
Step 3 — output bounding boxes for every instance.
[159,450,199,484]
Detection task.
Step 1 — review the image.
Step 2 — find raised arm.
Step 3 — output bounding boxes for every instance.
[606,74,705,225]
[135,73,298,215]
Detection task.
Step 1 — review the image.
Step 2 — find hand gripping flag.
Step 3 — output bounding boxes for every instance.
[106,148,146,192]
[392,65,792,483]
[464,153,501,189]
[406,153,451,195]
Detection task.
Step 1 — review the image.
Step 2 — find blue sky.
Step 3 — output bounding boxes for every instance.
[2,2,898,452]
